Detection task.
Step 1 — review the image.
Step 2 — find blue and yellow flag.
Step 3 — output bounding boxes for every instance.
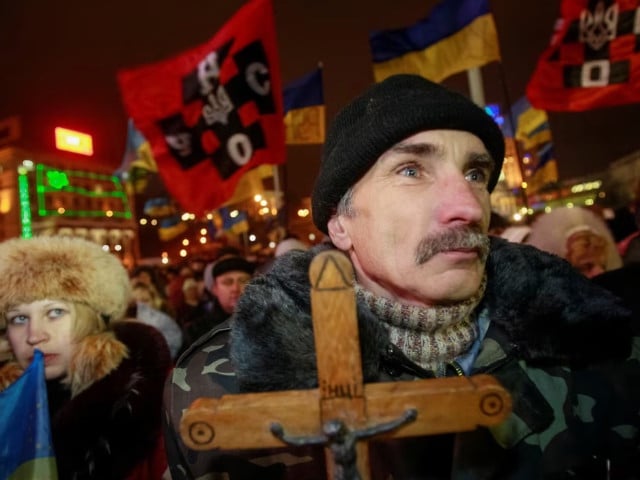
[143,197,176,218]
[283,68,325,144]
[527,143,559,194]
[219,207,250,235]
[370,0,501,83]
[503,96,551,150]
[0,350,57,480]
[157,215,188,242]
[115,119,158,194]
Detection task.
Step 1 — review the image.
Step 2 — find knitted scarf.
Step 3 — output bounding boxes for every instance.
[355,275,486,374]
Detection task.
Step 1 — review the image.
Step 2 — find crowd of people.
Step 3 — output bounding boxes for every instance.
[1,74,639,479]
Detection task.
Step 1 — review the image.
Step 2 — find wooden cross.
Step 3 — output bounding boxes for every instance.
[180,250,512,479]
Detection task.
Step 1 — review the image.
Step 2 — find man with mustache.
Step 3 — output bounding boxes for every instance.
[164,75,639,479]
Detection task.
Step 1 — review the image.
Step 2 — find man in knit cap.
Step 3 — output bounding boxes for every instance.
[164,75,640,478]
[179,255,255,353]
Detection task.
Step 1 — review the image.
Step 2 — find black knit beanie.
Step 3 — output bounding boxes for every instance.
[311,74,505,234]
[212,256,255,279]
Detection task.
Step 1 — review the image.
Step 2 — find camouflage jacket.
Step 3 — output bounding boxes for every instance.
[164,238,640,479]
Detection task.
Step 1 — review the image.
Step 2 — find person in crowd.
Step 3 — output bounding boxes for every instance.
[526,205,622,278]
[174,277,207,328]
[128,280,183,361]
[130,264,171,313]
[274,237,310,258]
[0,236,172,479]
[180,255,254,352]
[256,236,311,275]
[166,264,194,315]
[164,75,639,479]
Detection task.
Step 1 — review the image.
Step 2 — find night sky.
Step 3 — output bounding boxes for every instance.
[2,0,639,205]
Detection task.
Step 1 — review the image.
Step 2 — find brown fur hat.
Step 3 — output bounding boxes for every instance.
[0,236,130,323]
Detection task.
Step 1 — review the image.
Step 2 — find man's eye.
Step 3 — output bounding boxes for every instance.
[465,168,488,184]
[399,166,419,177]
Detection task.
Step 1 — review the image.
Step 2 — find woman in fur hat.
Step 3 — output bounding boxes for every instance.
[0,236,172,479]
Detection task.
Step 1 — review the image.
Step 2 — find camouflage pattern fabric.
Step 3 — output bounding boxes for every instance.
[163,319,327,480]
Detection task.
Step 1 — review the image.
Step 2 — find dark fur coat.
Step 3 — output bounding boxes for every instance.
[232,237,632,392]
[50,321,171,480]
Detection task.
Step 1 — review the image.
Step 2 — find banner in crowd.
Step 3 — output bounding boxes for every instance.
[116,119,158,194]
[507,96,552,151]
[0,350,58,480]
[219,207,250,235]
[283,68,325,144]
[117,0,285,216]
[527,0,640,111]
[502,96,558,194]
[527,144,559,193]
[370,0,501,83]
[157,215,188,242]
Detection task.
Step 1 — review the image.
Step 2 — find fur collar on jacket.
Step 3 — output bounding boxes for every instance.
[231,238,632,393]
[50,321,171,480]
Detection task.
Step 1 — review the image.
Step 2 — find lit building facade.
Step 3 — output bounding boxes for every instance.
[0,146,139,269]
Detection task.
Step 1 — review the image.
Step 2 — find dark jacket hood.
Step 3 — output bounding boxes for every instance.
[231,237,632,392]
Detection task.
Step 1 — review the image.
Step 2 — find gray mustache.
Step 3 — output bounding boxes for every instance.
[415,227,489,265]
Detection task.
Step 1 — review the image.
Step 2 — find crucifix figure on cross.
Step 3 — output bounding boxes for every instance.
[180,250,512,480]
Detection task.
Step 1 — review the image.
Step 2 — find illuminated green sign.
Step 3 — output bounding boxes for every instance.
[35,163,132,219]
[46,170,70,189]
[17,168,33,238]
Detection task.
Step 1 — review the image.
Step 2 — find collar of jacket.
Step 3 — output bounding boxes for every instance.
[231,238,632,393]
[481,236,631,365]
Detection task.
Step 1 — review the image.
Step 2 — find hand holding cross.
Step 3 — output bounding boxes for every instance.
[180,250,512,479]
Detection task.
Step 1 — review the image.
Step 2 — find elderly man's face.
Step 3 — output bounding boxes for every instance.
[328,130,493,306]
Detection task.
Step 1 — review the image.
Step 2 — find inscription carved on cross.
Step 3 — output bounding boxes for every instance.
[180,251,512,479]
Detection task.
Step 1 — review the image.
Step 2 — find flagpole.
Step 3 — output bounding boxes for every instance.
[466,67,486,107]
[496,62,530,211]
[272,164,286,238]
[242,230,249,257]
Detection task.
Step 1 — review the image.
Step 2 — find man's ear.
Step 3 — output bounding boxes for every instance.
[327,215,353,251]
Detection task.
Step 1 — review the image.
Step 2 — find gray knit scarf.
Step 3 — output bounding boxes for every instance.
[355,275,487,373]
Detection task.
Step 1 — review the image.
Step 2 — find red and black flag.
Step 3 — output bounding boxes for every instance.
[117,0,284,216]
[527,0,640,111]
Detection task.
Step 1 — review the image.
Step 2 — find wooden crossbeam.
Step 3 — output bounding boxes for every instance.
[181,251,512,479]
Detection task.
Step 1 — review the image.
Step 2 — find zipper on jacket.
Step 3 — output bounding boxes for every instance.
[446,361,465,377]
[381,344,437,379]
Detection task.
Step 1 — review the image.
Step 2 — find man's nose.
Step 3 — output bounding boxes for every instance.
[435,174,484,226]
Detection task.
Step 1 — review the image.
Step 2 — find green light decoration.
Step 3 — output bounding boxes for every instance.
[34,163,132,219]
[46,170,70,189]
[17,168,33,238]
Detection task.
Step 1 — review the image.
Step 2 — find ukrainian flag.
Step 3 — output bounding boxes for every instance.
[520,121,552,151]
[283,68,325,144]
[0,350,58,480]
[219,207,250,235]
[505,96,552,151]
[115,119,158,194]
[370,0,501,83]
[143,197,176,218]
[157,215,188,242]
[527,143,558,194]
